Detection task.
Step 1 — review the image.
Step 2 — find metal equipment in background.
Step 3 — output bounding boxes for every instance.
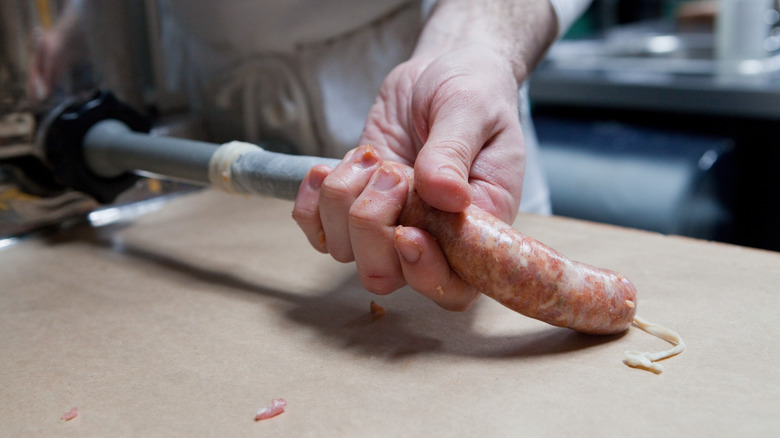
[534,116,736,243]
[530,2,780,251]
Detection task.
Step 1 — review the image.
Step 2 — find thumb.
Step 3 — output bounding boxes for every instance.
[413,81,502,212]
[413,134,475,213]
[410,50,515,213]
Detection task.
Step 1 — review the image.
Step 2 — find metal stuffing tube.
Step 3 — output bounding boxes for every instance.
[83,119,338,200]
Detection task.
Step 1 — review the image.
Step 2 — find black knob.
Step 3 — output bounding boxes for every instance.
[42,90,151,203]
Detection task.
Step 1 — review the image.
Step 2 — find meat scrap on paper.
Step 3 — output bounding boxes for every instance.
[255,398,286,421]
[61,407,79,421]
[370,300,386,319]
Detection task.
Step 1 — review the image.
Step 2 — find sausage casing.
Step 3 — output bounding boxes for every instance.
[399,191,638,335]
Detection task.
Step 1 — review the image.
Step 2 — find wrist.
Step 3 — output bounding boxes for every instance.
[413,0,557,84]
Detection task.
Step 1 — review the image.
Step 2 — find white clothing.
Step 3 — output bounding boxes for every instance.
[157,0,588,214]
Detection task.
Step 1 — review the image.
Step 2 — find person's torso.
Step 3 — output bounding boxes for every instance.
[162,0,413,55]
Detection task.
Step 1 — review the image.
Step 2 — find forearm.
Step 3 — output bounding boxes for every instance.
[413,0,559,83]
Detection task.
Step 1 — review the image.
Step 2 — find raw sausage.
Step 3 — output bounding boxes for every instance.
[398,186,637,335]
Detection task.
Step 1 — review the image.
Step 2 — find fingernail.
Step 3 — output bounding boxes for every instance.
[394,226,421,263]
[372,166,400,191]
[307,166,327,190]
[353,144,380,169]
[308,171,324,190]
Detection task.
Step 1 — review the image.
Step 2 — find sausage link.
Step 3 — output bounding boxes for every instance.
[399,190,637,335]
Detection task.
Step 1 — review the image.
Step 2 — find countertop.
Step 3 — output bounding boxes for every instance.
[2,189,779,437]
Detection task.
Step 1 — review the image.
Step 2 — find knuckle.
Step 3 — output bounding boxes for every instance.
[433,139,473,168]
[329,247,355,264]
[291,207,316,226]
[363,280,401,296]
[362,274,404,296]
[425,282,480,312]
[437,294,478,312]
[348,203,379,232]
[320,176,352,202]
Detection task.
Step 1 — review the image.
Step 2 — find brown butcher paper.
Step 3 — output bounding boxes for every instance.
[1,189,778,437]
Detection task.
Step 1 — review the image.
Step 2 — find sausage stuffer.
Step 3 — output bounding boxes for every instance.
[38,90,339,204]
[37,91,646,337]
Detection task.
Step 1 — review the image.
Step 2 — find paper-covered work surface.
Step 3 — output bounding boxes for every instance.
[1,190,779,437]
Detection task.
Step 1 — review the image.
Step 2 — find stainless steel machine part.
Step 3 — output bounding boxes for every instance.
[83,119,339,200]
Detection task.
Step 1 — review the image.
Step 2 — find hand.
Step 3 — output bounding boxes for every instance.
[292,46,526,311]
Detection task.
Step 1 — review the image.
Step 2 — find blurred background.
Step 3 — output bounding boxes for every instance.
[532,0,780,252]
[1,0,778,251]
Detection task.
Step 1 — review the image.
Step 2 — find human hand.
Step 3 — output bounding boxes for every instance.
[292,47,526,311]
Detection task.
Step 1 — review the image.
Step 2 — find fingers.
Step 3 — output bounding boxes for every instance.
[317,145,383,262]
[293,152,411,294]
[293,145,382,261]
[394,225,480,311]
[349,165,409,294]
[293,151,480,309]
[292,164,330,253]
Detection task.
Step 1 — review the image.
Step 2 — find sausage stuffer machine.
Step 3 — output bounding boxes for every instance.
[38,91,339,205]
[37,92,648,338]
